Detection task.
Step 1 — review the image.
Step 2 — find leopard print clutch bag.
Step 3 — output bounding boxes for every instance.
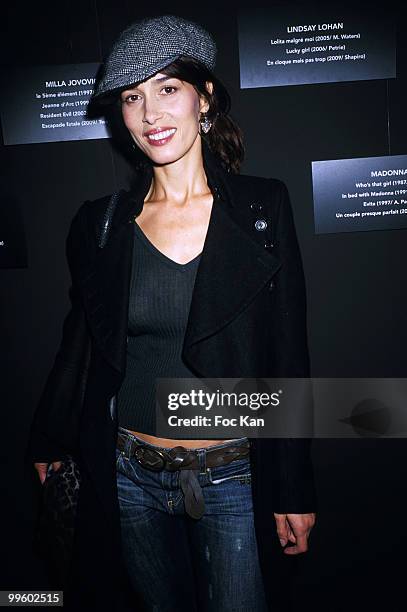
[35,456,81,586]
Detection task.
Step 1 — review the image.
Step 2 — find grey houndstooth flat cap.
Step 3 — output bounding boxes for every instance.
[93,14,217,103]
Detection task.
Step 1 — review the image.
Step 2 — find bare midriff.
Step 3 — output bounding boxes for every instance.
[124,430,238,449]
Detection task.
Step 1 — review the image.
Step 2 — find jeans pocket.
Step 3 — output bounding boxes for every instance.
[209,472,252,485]
[208,458,251,485]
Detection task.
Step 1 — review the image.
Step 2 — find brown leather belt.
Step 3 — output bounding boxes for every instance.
[116,435,250,472]
[116,435,251,520]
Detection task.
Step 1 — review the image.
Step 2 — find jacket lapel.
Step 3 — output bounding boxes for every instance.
[80,142,282,376]
[182,194,280,349]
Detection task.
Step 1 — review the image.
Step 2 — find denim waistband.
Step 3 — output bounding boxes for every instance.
[117,426,249,454]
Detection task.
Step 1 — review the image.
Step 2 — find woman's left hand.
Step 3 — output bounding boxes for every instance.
[273,512,316,554]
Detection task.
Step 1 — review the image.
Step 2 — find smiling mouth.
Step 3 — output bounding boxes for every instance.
[145,128,177,142]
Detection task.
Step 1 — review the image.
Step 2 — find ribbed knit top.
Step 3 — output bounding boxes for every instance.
[117,221,202,434]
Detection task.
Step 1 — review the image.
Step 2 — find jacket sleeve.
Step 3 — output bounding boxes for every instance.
[24,204,91,464]
[268,178,318,514]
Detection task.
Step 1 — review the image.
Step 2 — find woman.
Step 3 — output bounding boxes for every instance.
[26,14,317,612]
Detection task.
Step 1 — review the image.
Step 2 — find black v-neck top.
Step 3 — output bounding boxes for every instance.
[117,222,202,434]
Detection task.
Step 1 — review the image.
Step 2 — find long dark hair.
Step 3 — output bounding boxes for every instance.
[104,55,245,174]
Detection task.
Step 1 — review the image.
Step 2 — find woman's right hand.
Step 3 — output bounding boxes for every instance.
[34,462,62,485]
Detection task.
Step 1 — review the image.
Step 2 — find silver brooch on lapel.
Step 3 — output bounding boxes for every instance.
[249,202,274,251]
[254,219,267,231]
[250,202,268,232]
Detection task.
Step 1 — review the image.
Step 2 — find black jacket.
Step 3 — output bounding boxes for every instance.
[25,141,317,611]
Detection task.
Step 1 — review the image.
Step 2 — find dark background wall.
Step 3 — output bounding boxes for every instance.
[1,1,406,610]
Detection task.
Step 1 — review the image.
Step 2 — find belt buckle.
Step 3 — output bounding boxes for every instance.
[134,445,168,471]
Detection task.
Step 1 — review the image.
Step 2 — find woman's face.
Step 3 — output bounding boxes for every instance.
[120,72,211,165]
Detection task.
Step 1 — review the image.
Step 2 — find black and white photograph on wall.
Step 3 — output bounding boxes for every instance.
[1,1,406,611]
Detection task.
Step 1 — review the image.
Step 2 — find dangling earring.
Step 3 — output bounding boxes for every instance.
[199,112,212,134]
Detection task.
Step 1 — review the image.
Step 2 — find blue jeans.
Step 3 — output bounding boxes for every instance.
[115,428,269,612]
